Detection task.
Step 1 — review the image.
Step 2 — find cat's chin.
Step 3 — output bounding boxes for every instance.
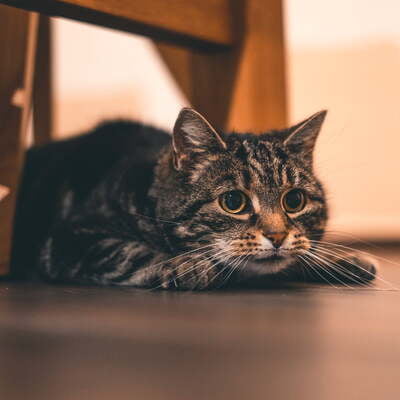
[240,255,294,277]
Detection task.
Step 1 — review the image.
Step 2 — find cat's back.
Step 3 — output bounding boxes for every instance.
[11,120,171,278]
[27,120,170,184]
[24,120,170,201]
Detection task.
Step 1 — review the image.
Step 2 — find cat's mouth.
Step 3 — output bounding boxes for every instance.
[240,251,294,276]
[251,249,290,263]
[252,254,285,263]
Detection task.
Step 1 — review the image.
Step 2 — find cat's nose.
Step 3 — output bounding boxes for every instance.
[264,232,287,248]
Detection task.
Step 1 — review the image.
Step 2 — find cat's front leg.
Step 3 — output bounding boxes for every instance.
[39,218,226,290]
[305,249,378,285]
[156,253,227,290]
[38,217,164,287]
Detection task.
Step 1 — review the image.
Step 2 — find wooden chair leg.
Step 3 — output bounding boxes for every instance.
[33,14,53,145]
[157,0,287,132]
[0,4,38,275]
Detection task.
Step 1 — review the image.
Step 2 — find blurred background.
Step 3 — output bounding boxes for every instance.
[49,0,400,241]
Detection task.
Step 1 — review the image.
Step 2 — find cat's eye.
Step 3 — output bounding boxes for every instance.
[219,191,248,214]
[282,189,306,213]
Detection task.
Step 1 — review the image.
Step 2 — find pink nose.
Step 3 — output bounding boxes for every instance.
[264,232,287,248]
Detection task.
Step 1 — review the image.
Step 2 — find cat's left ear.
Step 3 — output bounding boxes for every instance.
[283,110,327,154]
[172,108,227,170]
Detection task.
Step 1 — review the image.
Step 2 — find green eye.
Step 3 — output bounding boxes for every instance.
[219,191,248,214]
[282,189,306,213]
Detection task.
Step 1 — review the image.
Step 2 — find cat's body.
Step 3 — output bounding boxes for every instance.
[12,121,170,281]
[11,109,377,289]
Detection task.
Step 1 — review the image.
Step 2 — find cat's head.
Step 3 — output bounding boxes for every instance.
[153,108,328,276]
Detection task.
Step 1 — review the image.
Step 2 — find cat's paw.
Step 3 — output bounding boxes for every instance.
[157,270,210,291]
[333,252,378,283]
[156,257,222,291]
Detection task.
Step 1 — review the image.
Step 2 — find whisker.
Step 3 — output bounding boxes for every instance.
[239,253,253,275]
[310,245,400,291]
[148,247,224,290]
[297,254,340,289]
[152,246,235,290]
[191,250,236,289]
[309,250,398,292]
[209,255,239,287]
[169,248,231,284]
[146,243,216,273]
[207,254,238,288]
[320,230,382,249]
[306,251,362,289]
[221,252,251,287]
[304,252,356,289]
[309,249,372,288]
[309,239,400,269]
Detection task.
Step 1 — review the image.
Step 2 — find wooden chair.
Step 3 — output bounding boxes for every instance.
[0,0,287,274]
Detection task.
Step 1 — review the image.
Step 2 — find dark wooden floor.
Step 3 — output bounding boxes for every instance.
[1,245,400,400]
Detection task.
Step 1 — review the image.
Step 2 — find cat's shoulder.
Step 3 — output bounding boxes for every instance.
[90,119,171,146]
[28,119,171,160]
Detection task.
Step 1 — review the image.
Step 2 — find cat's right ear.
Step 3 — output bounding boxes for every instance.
[172,108,227,170]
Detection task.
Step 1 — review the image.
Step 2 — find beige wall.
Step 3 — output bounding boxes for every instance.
[51,0,400,240]
[285,0,400,239]
[53,20,187,135]
[289,43,400,239]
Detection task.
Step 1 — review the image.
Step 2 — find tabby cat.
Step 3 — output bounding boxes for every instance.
[11,108,377,289]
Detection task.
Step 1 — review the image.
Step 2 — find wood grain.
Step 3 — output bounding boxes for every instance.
[33,15,53,145]
[158,0,287,132]
[0,0,235,49]
[1,244,399,399]
[0,4,38,274]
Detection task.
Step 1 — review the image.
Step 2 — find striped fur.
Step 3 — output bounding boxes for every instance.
[11,108,375,289]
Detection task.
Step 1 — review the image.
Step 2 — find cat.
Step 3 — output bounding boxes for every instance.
[11,108,377,289]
